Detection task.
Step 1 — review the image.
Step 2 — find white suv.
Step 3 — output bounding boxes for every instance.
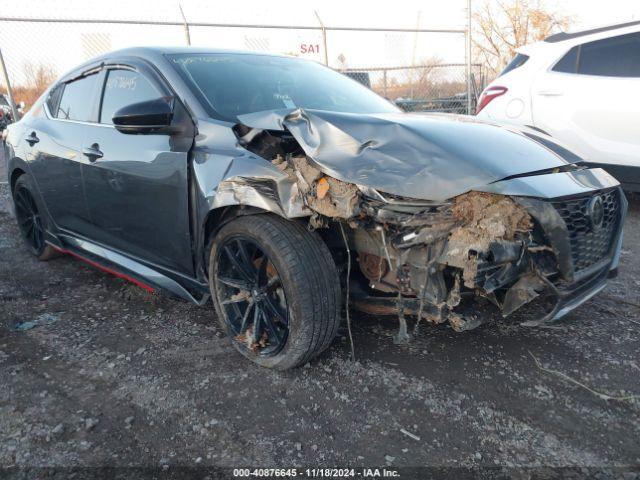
[476,21,640,191]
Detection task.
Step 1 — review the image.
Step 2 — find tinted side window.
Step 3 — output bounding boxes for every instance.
[57,74,99,121]
[552,46,579,73]
[578,32,640,77]
[100,69,160,124]
[499,54,530,77]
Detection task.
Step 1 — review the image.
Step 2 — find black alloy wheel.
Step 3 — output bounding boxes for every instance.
[208,214,342,370]
[215,236,289,356]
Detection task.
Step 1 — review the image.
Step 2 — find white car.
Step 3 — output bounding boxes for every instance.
[476,21,640,191]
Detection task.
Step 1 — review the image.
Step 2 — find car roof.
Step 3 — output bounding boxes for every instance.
[515,20,640,58]
[544,20,640,43]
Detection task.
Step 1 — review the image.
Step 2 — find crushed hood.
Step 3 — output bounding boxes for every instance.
[237,108,577,201]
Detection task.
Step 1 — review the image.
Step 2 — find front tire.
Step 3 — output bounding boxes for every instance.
[208,214,341,370]
[13,175,59,261]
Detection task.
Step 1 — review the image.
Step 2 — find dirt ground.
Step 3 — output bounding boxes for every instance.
[1,154,639,478]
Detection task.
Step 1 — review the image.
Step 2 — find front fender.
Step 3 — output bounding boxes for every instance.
[192,120,309,220]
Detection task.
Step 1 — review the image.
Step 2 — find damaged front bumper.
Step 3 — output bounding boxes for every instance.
[525,268,608,326]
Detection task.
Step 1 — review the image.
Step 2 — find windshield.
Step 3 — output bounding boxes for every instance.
[168,53,399,121]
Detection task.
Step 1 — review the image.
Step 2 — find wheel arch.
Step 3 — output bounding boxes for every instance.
[203,205,266,243]
[10,167,26,194]
[200,205,298,277]
[8,159,61,246]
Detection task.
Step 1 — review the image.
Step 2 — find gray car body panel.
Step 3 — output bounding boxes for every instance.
[476,168,620,198]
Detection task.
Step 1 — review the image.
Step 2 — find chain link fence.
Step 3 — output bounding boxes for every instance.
[0,10,483,116]
[343,64,484,114]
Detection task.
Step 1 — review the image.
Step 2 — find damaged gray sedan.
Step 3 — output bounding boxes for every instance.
[5,48,626,369]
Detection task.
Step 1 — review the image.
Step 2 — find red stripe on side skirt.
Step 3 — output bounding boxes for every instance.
[51,245,155,293]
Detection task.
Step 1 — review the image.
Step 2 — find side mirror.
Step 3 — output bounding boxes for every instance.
[112,96,175,134]
[18,101,25,109]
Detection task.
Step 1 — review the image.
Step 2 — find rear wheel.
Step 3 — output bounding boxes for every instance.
[209,214,341,370]
[13,175,59,261]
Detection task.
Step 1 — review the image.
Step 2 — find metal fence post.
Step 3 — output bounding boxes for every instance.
[0,48,19,121]
[314,11,329,66]
[383,69,388,98]
[179,4,191,46]
[466,0,472,114]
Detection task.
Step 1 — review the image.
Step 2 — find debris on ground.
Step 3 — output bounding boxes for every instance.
[399,428,420,441]
[84,418,99,431]
[529,350,639,402]
[11,312,60,331]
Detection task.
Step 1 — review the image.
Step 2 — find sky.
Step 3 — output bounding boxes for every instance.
[2,0,638,28]
[0,0,638,86]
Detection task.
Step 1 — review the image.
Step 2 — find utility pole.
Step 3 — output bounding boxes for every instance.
[314,11,329,66]
[0,48,19,121]
[466,0,473,114]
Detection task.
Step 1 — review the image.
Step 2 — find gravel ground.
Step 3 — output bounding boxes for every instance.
[1,155,639,477]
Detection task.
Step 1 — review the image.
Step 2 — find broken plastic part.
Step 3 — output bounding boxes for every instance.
[502,273,548,317]
[316,177,330,200]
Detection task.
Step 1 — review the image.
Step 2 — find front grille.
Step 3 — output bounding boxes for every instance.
[552,189,620,273]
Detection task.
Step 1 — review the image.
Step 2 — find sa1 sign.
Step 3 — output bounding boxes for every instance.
[300,44,321,54]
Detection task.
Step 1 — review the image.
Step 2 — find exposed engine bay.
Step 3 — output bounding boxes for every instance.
[233,122,579,338]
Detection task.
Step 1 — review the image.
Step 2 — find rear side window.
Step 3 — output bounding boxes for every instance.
[499,54,530,77]
[552,46,579,73]
[57,74,99,121]
[578,32,640,77]
[99,69,161,124]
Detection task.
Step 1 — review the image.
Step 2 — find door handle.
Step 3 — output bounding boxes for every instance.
[25,132,39,146]
[537,89,563,96]
[82,143,103,162]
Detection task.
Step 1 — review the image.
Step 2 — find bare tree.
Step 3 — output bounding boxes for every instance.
[412,56,444,92]
[23,62,57,92]
[379,55,443,100]
[16,62,57,109]
[473,0,573,77]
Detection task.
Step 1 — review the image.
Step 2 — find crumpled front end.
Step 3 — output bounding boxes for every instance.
[209,108,626,336]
